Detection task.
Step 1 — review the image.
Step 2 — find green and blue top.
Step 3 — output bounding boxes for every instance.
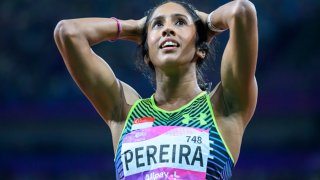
[114,91,234,180]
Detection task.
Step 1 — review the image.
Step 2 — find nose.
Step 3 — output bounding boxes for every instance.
[162,27,175,37]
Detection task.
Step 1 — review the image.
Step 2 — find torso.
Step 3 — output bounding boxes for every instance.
[109,89,242,179]
[109,83,244,165]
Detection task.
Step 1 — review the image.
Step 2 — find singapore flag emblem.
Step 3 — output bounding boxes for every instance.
[132,117,155,131]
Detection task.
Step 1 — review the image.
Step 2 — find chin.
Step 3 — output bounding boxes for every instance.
[150,51,192,68]
[159,54,182,64]
[157,58,190,71]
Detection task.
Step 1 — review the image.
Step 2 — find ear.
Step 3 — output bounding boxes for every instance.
[196,48,206,60]
[144,55,150,64]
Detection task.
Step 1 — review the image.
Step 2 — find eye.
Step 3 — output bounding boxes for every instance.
[152,20,163,28]
[175,18,187,26]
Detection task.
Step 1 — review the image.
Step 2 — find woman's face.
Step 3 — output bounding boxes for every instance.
[146,2,198,71]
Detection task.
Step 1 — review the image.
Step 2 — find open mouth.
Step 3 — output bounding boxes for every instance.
[159,39,180,49]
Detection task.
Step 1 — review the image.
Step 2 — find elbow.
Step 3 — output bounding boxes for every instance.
[232,1,257,23]
[54,20,81,42]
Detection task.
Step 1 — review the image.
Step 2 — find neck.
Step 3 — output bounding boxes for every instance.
[154,65,203,108]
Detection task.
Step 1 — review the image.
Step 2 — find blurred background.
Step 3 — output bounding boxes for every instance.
[1,0,319,179]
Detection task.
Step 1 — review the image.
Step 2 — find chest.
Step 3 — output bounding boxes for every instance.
[113,98,234,179]
[120,125,212,179]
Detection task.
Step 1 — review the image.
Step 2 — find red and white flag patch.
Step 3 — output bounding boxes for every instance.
[132,117,155,130]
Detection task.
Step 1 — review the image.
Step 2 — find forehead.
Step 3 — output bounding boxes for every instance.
[150,2,192,21]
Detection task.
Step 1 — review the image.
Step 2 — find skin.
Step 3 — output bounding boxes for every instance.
[146,3,205,110]
[54,0,258,165]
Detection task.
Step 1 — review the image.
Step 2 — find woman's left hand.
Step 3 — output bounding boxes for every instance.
[195,10,217,41]
[195,10,207,25]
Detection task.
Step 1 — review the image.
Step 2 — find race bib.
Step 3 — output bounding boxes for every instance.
[121,126,210,179]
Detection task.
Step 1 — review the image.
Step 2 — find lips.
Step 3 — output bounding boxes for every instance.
[159,38,180,49]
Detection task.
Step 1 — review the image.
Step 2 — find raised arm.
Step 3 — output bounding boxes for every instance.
[213,0,258,126]
[200,0,258,127]
[53,17,144,124]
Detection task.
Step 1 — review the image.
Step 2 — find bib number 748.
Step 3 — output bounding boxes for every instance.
[186,136,202,144]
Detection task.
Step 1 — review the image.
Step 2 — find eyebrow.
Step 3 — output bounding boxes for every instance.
[150,13,189,23]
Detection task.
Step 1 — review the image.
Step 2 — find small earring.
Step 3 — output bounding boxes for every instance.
[201,51,206,59]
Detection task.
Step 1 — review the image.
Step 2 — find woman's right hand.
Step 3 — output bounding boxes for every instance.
[118,17,146,44]
[134,16,146,44]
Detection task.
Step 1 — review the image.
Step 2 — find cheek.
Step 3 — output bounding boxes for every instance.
[147,32,160,60]
[147,35,157,52]
[183,46,197,60]
[182,32,197,55]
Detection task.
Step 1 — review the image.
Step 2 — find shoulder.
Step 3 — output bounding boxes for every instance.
[209,82,230,117]
[106,80,141,124]
[209,80,257,127]
[120,81,141,106]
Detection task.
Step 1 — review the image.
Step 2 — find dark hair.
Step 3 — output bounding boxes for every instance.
[136,0,215,91]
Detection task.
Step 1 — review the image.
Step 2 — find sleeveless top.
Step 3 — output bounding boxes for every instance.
[114,91,234,180]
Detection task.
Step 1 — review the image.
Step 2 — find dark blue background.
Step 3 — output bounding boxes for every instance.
[1,0,319,179]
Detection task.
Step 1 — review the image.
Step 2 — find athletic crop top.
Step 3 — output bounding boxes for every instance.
[114,91,234,180]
